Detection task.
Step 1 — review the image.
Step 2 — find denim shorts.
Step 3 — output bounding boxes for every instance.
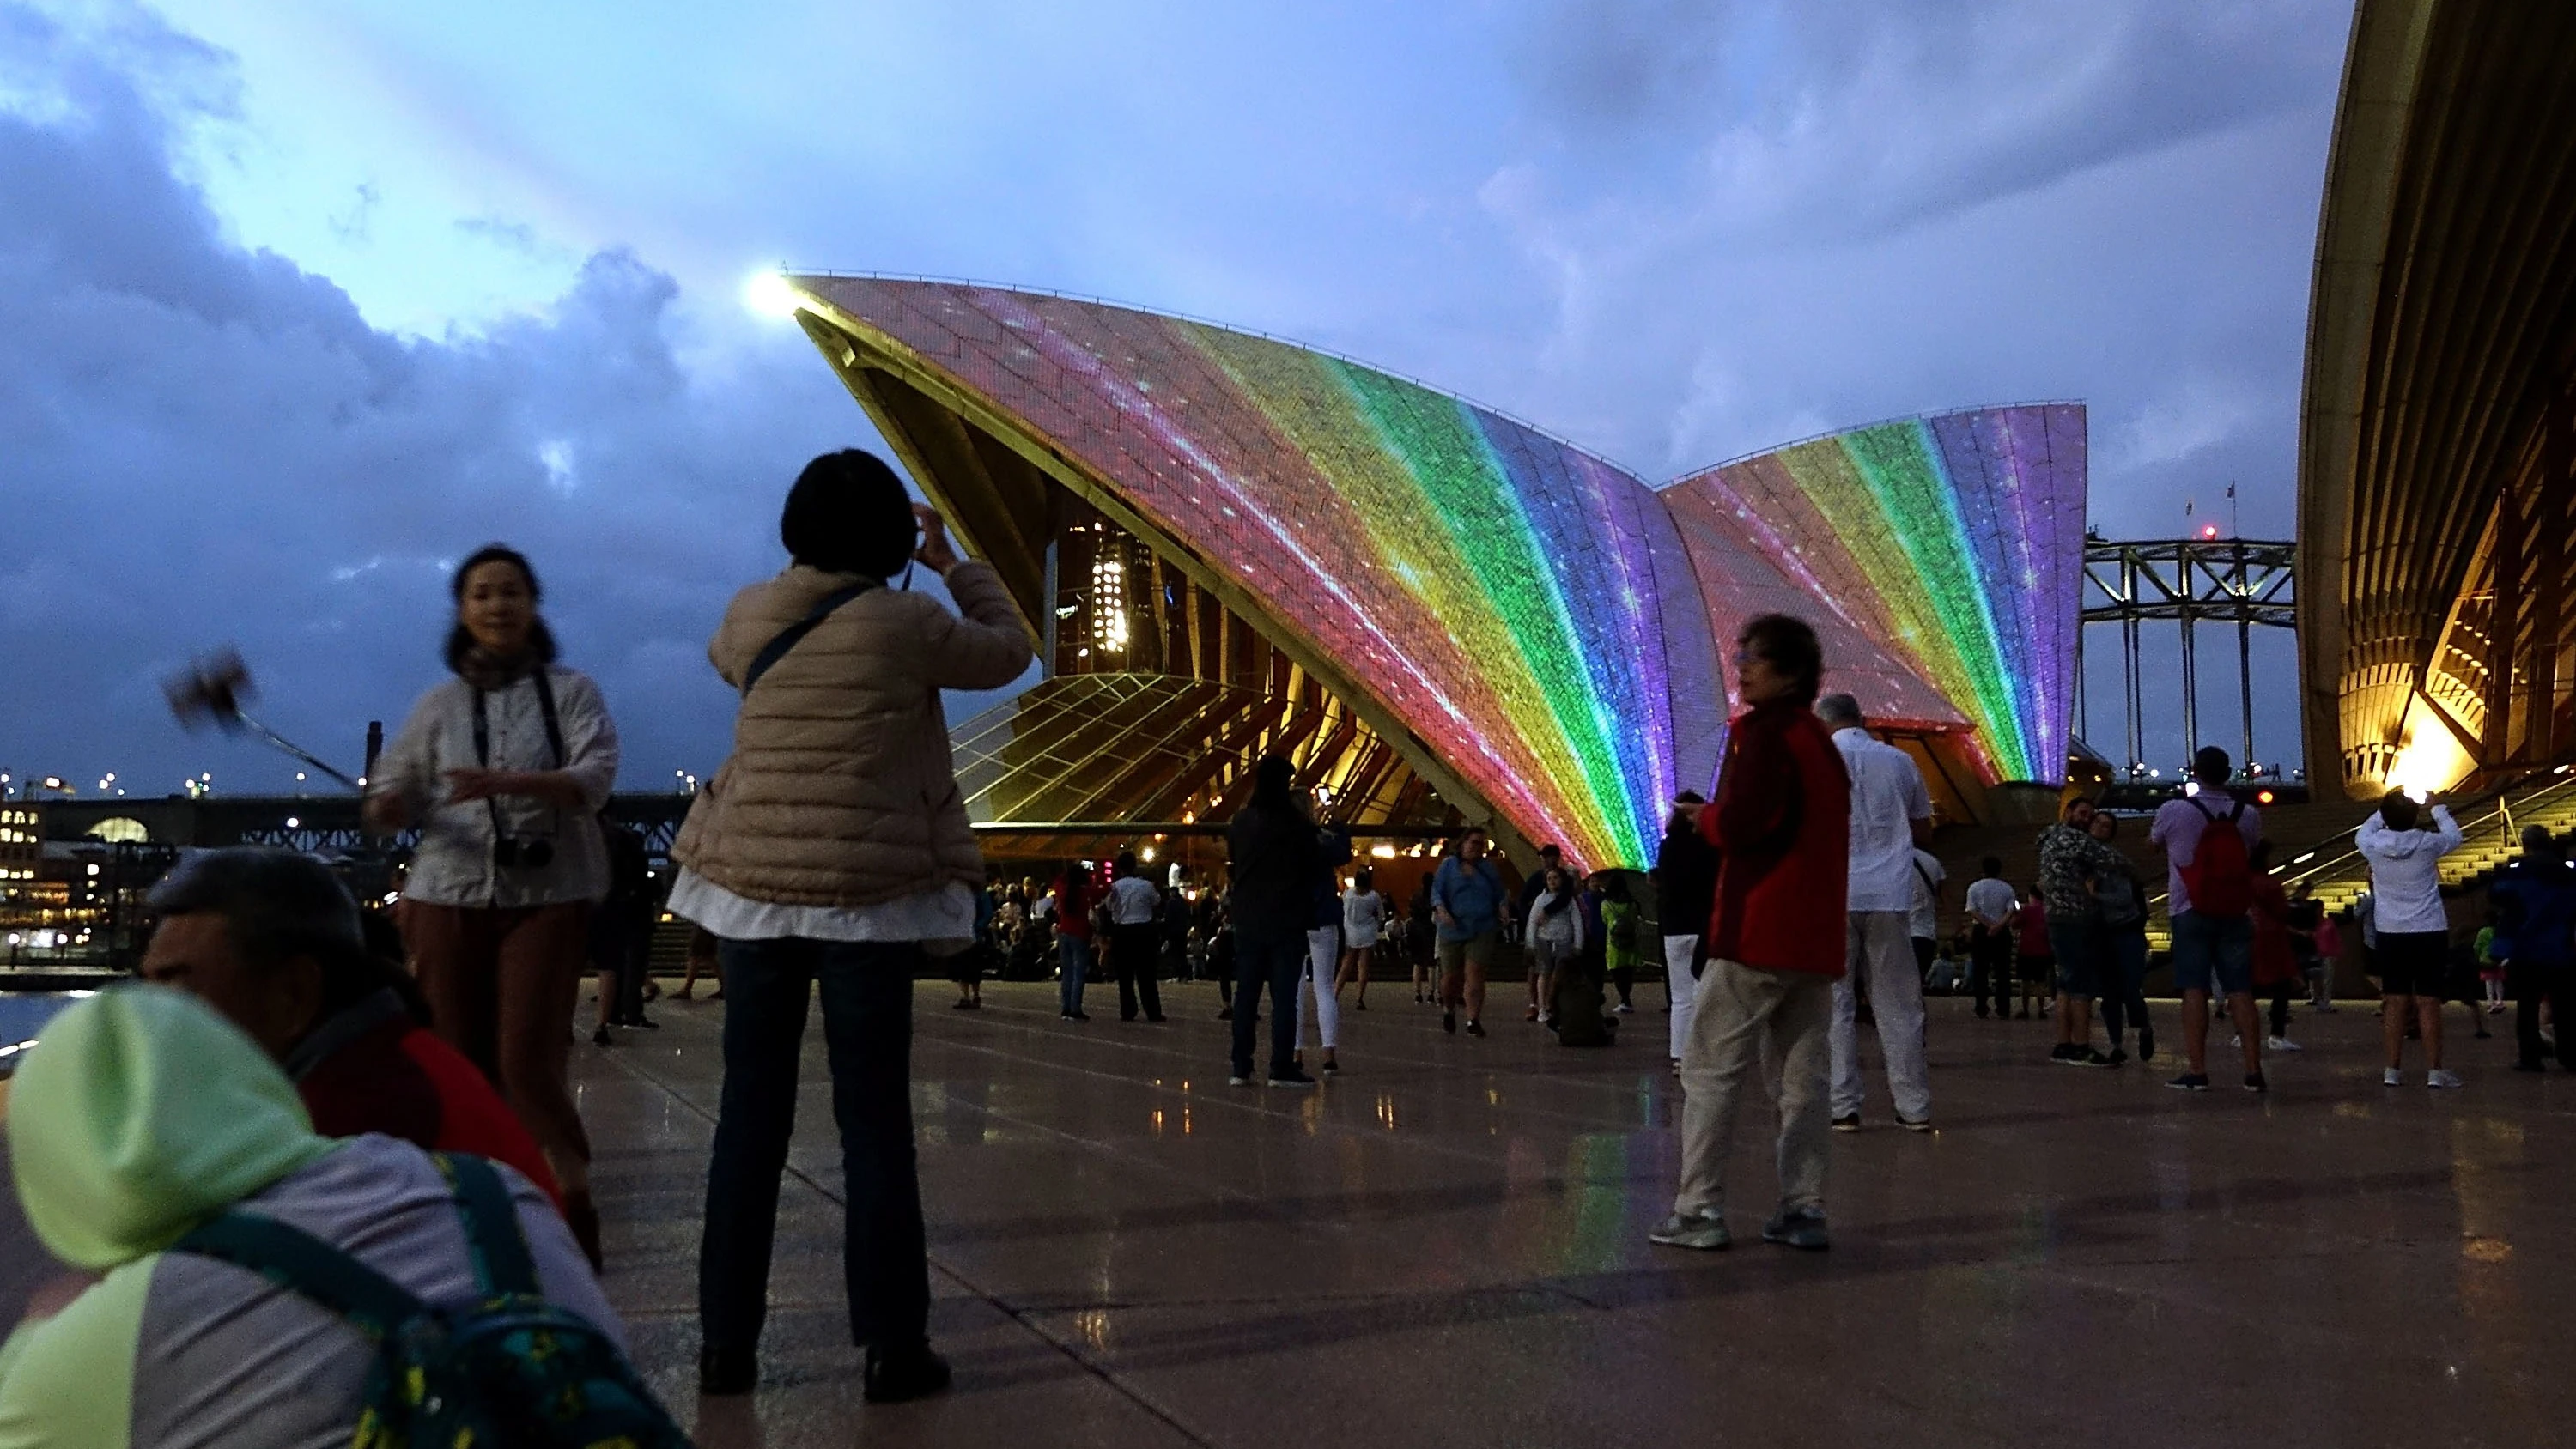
[2169,911,2253,997]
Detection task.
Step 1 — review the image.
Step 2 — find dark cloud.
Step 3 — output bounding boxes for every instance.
[0,9,1018,799]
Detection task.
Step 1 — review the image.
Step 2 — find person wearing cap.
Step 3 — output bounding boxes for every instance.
[136,847,562,1213]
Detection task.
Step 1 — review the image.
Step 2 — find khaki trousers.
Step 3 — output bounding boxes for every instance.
[1673,957,1833,1218]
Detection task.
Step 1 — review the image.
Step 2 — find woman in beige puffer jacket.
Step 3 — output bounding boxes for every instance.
[665,449,1032,1405]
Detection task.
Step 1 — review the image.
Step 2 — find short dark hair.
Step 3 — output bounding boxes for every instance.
[781,449,918,579]
[1674,791,1705,805]
[1739,614,1824,705]
[1538,843,1561,858]
[1114,851,1139,877]
[1981,855,2003,876]
[1249,754,1299,811]
[2192,745,2233,785]
[147,848,416,1018]
[2379,788,2420,831]
[444,544,558,674]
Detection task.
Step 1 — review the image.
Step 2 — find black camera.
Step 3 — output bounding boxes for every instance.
[492,836,555,870]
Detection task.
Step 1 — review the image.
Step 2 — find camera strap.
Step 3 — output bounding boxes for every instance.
[471,670,568,848]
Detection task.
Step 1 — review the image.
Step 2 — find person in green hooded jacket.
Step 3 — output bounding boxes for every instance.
[0,986,623,1448]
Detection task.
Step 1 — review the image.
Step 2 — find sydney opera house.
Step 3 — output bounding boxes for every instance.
[2300,0,2576,801]
[768,276,2084,870]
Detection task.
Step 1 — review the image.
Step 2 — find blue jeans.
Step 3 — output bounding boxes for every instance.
[1230,926,1308,1079]
[1059,935,1091,1015]
[701,937,929,1354]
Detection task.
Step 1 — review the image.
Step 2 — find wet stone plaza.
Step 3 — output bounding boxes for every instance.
[581,983,2576,1449]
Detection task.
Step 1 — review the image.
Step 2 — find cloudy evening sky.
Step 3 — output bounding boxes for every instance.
[1,0,2350,798]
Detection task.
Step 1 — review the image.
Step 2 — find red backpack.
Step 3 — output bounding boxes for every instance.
[2180,797,2255,919]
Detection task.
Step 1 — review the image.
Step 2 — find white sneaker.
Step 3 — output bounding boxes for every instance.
[2266,1036,2302,1052]
[2230,1034,2243,1048]
[2383,1067,2404,1087]
[2427,1069,2464,1089]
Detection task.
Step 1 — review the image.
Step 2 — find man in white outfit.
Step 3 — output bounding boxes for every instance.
[1816,694,1935,1131]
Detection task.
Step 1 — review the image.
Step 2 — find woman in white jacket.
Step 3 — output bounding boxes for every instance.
[2355,791,2465,1087]
[364,543,621,1265]
[1524,866,1585,1027]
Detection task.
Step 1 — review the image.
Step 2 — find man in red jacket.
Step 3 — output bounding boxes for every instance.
[1652,614,1850,1253]
[137,849,568,1218]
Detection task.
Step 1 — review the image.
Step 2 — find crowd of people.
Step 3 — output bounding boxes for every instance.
[9,446,2573,1440]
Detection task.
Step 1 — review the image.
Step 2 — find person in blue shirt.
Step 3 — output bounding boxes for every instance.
[2490,825,2576,1071]
[1431,828,1509,1036]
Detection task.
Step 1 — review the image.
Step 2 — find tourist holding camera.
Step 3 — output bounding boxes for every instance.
[364,543,621,1267]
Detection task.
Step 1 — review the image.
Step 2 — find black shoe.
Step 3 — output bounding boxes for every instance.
[1467,1019,1486,1037]
[591,1024,614,1047]
[699,1343,758,1397]
[2049,1043,2079,1063]
[1443,1009,1456,1034]
[1974,1006,1991,1019]
[1267,1068,1320,1088]
[1831,1113,1862,1133]
[1146,1014,1166,1022]
[2244,1072,2268,1094]
[1070,1011,1091,1022]
[2167,1073,2210,1091]
[2136,1032,2157,1062]
[2105,1047,2129,1066]
[1217,1007,1233,1019]
[2077,1049,2116,1068]
[626,1013,659,1030]
[863,1343,951,1404]
[2016,1009,2032,1020]
[952,998,977,1009]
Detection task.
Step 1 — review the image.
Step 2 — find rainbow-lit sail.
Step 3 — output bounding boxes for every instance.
[1665,407,2087,784]
[791,277,2084,864]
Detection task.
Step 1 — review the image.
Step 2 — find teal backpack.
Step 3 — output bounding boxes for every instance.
[173,1153,688,1449]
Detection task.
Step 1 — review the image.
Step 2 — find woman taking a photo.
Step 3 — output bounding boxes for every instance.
[364,543,622,1267]
[665,448,1034,1404]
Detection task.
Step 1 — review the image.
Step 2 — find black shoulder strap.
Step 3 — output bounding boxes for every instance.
[530,667,565,767]
[173,1211,427,1341]
[436,1154,541,1297]
[742,582,875,696]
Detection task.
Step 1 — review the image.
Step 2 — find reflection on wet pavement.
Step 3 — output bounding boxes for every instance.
[576,985,2576,1447]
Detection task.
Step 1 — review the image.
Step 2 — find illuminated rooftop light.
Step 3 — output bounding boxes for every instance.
[743,271,805,318]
